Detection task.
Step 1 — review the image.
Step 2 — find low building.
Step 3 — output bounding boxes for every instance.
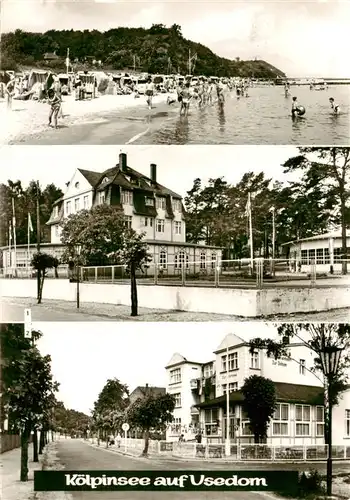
[129,385,166,405]
[165,333,349,446]
[282,230,350,274]
[1,153,222,276]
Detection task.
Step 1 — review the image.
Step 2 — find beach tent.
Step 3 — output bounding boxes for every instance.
[27,69,50,91]
[92,71,110,94]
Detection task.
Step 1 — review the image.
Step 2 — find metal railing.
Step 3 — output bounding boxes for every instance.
[89,438,350,461]
[1,258,350,289]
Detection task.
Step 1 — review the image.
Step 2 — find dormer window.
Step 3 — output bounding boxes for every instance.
[145,197,155,206]
[156,197,166,210]
[123,175,131,182]
[101,177,109,184]
[75,182,79,188]
[172,199,182,212]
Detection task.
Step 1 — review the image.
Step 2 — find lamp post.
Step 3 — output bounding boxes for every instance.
[75,244,82,309]
[319,346,343,497]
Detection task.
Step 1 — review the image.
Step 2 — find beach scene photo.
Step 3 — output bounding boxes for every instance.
[1,0,349,146]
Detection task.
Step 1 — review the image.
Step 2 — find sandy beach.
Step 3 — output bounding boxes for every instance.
[0,92,176,145]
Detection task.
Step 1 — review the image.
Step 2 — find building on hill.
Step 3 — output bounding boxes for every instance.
[165,332,350,446]
[44,51,59,62]
[1,153,222,276]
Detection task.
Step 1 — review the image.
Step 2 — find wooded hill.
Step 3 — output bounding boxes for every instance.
[1,24,286,78]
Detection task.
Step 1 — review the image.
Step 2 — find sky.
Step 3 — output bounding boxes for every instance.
[2,0,349,78]
[35,321,277,414]
[0,145,299,197]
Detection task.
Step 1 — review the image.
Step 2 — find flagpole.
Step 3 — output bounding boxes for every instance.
[225,345,230,457]
[8,221,12,275]
[271,206,276,276]
[12,198,17,275]
[27,213,30,276]
[248,193,254,274]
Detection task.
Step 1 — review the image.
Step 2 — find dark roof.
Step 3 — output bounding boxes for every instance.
[44,52,59,59]
[78,168,103,187]
[130,386,166,395]
[196,382,324,409]
[145,240,223,249]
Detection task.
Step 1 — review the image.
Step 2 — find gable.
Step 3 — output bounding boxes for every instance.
[215,333,246,353]
[64,170,94,201]
[165,352,187,368]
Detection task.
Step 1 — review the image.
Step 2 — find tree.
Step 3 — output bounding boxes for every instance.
[241,375,277,443]
[127,393,175,457]
[93,378,129,443]
[249,323,350,443]
[1,324,59,481]
[283,147,350,274]
[31,252,57,304]
[60,205,152,316]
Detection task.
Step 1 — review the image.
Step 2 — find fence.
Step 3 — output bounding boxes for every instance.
[90,438,350,461]
[2,258,350,289]
[0,433,33,453]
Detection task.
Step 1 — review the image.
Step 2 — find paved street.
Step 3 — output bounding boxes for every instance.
[52,439,350,500]
[1,297,350,322]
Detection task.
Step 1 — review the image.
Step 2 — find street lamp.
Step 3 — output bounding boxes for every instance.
[319,345,343,497]
[75,244,82,309]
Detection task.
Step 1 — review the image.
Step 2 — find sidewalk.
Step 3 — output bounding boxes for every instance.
[1,443,41,500]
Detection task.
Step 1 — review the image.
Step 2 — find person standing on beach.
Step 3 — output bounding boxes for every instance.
[52,76,63,118]
[180,82,192,117]
[145,76,155,110]
[5,75,16,109]
[48,88,62,129]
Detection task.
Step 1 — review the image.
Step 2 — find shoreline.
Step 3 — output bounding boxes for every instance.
[0,92,177,145]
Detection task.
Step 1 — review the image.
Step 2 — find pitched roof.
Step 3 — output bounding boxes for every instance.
[78,168,103,187]
[196,382,324,408]
[281,229,350,246]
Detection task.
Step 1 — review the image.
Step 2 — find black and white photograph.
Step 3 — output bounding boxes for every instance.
[1,322,350,500]
[1,0,349,145]
[0,145,349,322]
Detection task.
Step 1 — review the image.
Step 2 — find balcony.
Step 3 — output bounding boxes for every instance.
[190,379,199,390]
[190,405,199,415]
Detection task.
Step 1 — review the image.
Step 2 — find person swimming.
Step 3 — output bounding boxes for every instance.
[329,97,340,114]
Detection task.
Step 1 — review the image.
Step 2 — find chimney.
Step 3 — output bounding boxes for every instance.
[119,153,127,172]
[150,163,157,183]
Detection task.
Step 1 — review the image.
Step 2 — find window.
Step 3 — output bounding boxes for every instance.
[170,417,182,435]
[228,352,238,370]
[121,190,133,205]
[309,249,315,264]
[316,406,325,437]
[222,382,238,394]
[159,250,167,269]
[170,368,181,384]
[66,201,71,215]
[172,199,182,212]
[174,221,181,235]
[316,248,324,264]
[145,197,155,206]
[203,365,213,378]
[299,359,306,375]
[156,219,165,233]
[144,217,153,227]
[83,195,89,209]
[301,249,308,265]
[75,181,80,188]
[174,393,181,408]
[334,248,343,262]
[175,251,189,269]
[241,410,253,436]
[98,191,106,204]
[221,355,227,372]
[124,216,132,229]
[324,248,330,264]
[295,405,311,436]
[74,198,80,212]
[346,410,350,437]
[250,351,259,369]
[211,253,217,269]
[204,409,219,436]
[273,403,289,436]
[156,197,166,210]
[200,252,206,269]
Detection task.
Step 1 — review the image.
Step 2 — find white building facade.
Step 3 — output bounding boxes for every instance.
[165,333,350,446]
[1,153,222,275]
[283,230,350,274]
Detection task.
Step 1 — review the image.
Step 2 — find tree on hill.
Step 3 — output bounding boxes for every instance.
[127,392,176,457]
[1,324,59,481]
[241,375,277,443]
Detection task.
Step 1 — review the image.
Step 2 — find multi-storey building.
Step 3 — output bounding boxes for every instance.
[1,153,222,274]
[165,333,350,446]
